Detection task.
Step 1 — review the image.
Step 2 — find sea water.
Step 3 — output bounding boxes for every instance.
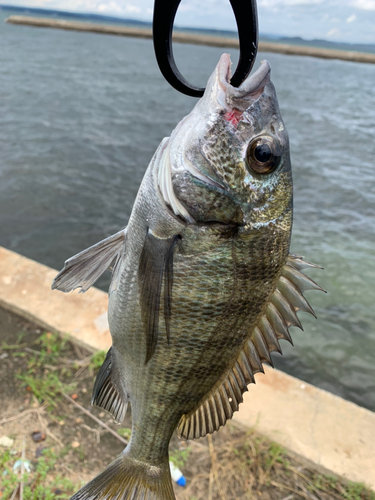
[1,11,374,411]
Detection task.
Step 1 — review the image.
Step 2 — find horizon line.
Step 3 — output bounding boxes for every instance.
[1,3,374,48]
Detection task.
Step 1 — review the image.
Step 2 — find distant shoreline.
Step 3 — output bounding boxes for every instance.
[5,15,375,65]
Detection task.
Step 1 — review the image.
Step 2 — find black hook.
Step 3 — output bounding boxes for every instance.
[152,0,259,98]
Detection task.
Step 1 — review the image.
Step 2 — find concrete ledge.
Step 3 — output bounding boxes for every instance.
[0,246,374,490]
[234,368,375,488]
[0,247,111,351]
[5,16,375,65]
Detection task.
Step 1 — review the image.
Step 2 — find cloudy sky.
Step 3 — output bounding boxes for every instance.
[4,0,375,44]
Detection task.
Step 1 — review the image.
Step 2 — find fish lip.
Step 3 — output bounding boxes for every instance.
[217,53,271,106]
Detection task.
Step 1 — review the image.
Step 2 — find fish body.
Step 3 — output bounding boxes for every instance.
[53,54,323,500]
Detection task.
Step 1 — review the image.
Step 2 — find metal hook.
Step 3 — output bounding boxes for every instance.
[152,0,259,98]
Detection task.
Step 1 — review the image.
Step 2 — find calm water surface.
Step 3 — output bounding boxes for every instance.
[1,11,375,411]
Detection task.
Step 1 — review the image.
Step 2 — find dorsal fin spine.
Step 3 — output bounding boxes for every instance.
[278,276,317,318]
[220,386,232,418]
[194,411,200,438]
[272,289,303,330]
[266,303,293,344]
[224,377,238,410]
[283,264,325,292]
[233,361,247,389]
[206,400,215,434]
[227,372,241,403]
[214,392,225,426]
[199,406,207,437]
[252,328,273,366]
[247,340,264,373]
[239,349,255,384]
[259,319,282,354]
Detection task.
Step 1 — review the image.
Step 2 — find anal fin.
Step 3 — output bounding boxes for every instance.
[177,254,324,441]
[91,348,128,424]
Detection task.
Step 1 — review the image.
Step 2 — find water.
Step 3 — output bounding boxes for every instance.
[1,11,375,412]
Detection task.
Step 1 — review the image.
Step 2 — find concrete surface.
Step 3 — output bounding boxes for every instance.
[0,246,374,489]
[6,16,375,65]
[0,247,111,351]
[234,367,375,488]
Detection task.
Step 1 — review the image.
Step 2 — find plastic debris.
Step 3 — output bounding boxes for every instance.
[0,436,14,448]
[31,431,46,443]
[13,459,31,473]
[169,461,186,487]
[35,445,47,458]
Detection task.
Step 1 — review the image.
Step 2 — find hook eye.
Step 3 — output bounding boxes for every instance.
[152,0,259,98]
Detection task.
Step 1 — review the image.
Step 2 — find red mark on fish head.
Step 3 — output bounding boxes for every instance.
[224,109,243,128]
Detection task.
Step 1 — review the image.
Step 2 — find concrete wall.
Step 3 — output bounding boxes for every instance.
[5,16,375,65]
[0,246,374,489]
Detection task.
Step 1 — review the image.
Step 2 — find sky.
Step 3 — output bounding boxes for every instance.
[3,0,375,44]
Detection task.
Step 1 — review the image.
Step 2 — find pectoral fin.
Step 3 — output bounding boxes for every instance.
[139,231,181,364]
[52,228,127,293]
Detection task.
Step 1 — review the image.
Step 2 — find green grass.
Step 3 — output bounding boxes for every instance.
[169,446,191,469]
[17,372,76,408]
[10,330,77,408]
[0,448,75,499]
[117,427,132,441]
[27,331,68,370]
[343,482,375,500]
[88,350,106,372]
[3,327,375,500]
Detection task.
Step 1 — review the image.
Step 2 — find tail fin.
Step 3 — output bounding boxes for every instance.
[71,453,175,500]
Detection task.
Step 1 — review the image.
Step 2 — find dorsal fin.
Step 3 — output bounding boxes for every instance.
[52,228,127,294]
[177,255,325,440]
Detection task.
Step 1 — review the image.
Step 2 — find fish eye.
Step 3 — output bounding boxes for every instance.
[246,136,281,174]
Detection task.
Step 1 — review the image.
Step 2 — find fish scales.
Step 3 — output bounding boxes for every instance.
[53,53,323,500]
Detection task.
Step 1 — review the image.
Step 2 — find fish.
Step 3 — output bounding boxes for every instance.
[52,53,324,500]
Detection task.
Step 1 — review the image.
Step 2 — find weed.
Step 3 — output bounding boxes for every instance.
[72,446,86,463]
[265,442,283,470]
[117,428,132,440]
[28,332,68,370]
[17,372,75,408]
[343,482,375,500]
[1,342,24,350]
[89,350,106,372]
[169,447,191,469]
[0,448,74,499]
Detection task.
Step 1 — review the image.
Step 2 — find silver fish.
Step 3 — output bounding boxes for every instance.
[53,53,323,500]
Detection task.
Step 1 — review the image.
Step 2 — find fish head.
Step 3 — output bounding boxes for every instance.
[169,53,292,229]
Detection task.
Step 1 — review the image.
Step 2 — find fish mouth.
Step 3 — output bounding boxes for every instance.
[217,54,271,110]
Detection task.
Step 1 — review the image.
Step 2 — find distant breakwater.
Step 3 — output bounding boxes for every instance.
[6,15,375,65]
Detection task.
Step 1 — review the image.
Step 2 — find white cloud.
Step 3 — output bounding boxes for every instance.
[124,3,140,13]
[2,0,375,44]
[351,0,375,9]
[97,1,121,12]
[259,0,323,5]
[326,27,341,37]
